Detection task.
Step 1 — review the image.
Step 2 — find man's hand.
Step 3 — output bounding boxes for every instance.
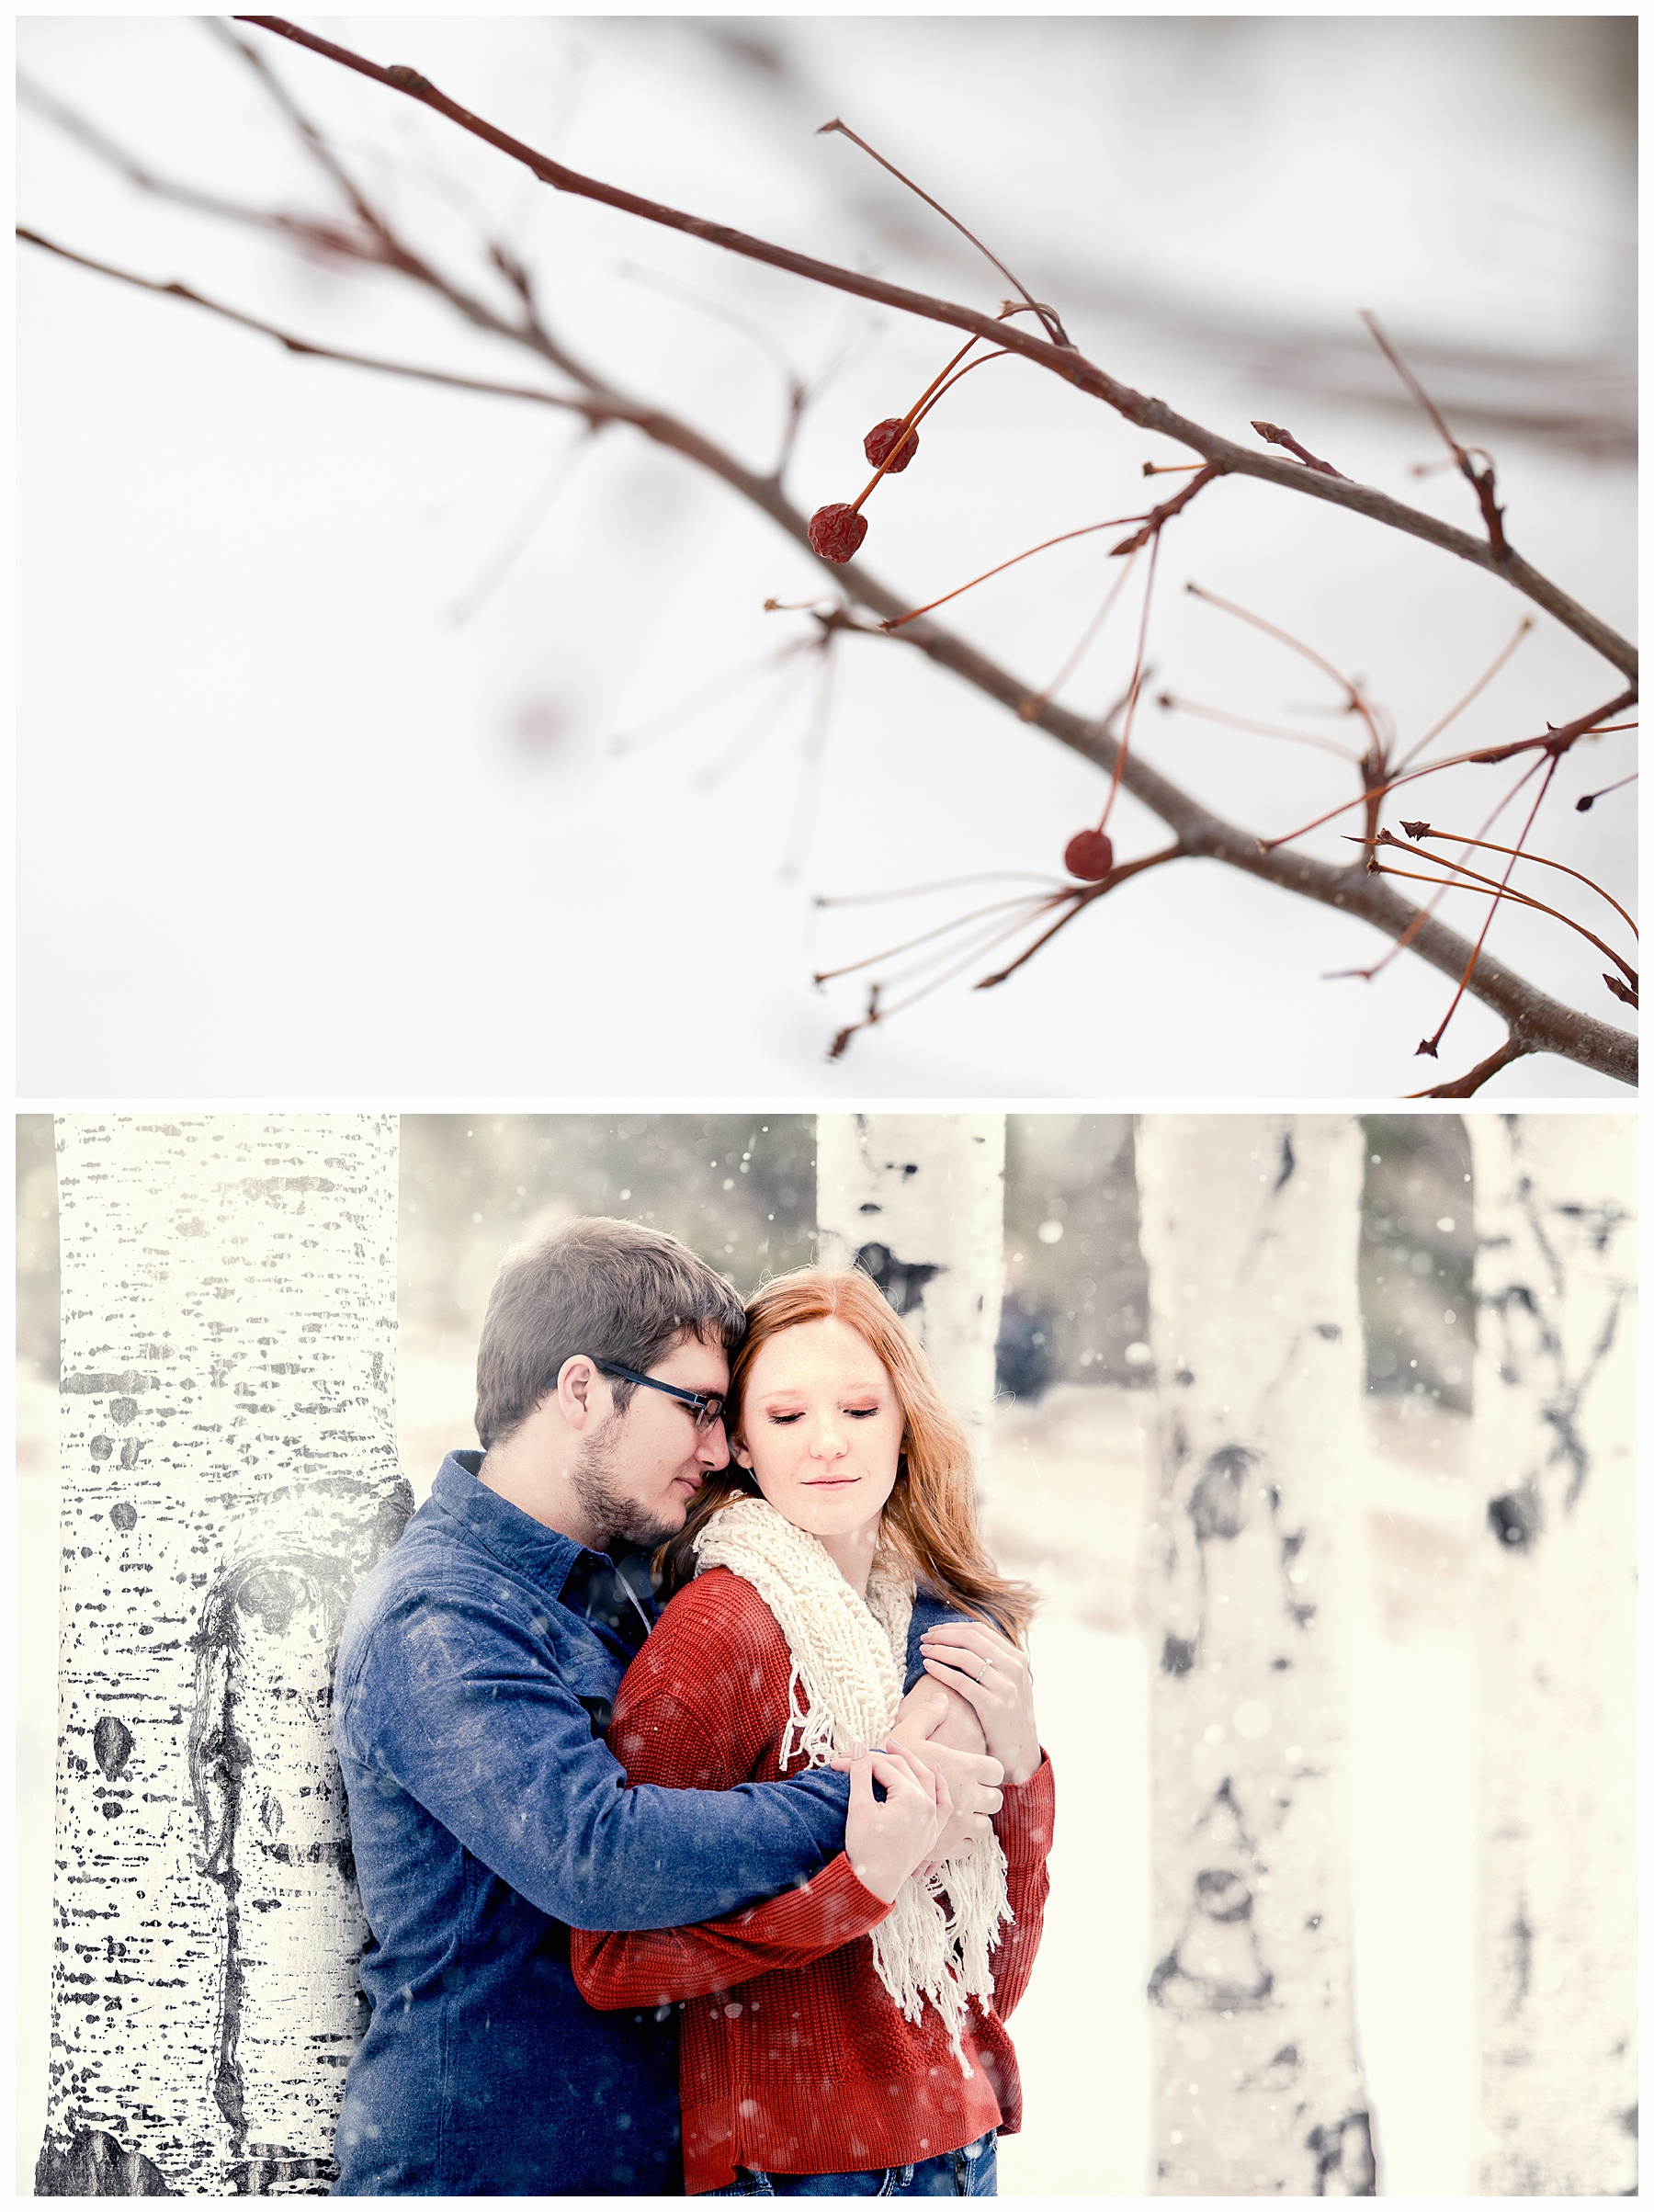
[844,1743,951,1904]
[833,1735,1002,1873]
[906,1738,1002,1868]
[890,1675,988,1756]
[918,1619,1040,1787]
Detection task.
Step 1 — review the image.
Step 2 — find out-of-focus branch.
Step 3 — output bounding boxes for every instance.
[235,15,1637,683]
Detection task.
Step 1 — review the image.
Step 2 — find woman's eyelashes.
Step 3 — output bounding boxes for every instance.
[763,1401,883,1425]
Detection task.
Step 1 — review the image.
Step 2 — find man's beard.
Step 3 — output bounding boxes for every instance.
[569,1416,685,1548]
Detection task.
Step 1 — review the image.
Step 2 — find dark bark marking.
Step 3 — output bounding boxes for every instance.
[851,1242,943,1318]
[92,1717,134,1780]
[1189,1446,1256,1541]
[109,1503,137,1529]
[1553,1199,1631,1256]
[221,1176,339,1199]
[228,2150,337,2192]
[187,1549,362,2155]
[62,1371,160,1397]
[36,2128,176,2195]
[1307,2109,1377,2195]
[1488,1486,1542,1550]
[1161,1634,1197,1675]
[1274,1135,1297,1192]
[1503,1906,1534,2019]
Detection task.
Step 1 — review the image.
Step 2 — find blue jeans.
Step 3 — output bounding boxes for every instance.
[705,2131,997,2196]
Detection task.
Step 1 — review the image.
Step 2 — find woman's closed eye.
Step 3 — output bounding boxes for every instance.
[765,1401,882,1424]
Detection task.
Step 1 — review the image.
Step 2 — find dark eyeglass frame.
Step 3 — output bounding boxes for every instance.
[594,1360,727,1433]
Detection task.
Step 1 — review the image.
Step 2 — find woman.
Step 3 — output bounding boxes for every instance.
[570,1267,1054,2197]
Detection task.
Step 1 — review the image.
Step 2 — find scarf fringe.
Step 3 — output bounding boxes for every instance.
[694,1498,1012,2072]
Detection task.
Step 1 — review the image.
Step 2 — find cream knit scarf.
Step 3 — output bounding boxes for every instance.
[694,1495,1012,2070]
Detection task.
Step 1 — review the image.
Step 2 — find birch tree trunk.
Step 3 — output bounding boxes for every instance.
[1468,1114,1637,2195]
[39,1117,411,2197]
[814,1115,1006,1492]
[1134,1116,1376,2195]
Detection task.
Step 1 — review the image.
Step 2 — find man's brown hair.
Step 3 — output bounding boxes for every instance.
[474,1217,747,1450]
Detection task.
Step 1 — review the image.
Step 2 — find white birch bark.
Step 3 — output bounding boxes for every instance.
[1134,1116,1376,2195]
[1468,1114,1637,2195]
[40,1117,410,2197]
[815,1114,1006,1492]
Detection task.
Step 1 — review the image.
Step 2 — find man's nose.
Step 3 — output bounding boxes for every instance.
[697,1418,731,1471]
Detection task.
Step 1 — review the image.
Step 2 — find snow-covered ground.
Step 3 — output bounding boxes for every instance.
[16,1361,1478,2193]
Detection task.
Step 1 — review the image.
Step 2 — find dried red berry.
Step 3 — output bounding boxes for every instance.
[1064,828,1115,880]
[865,418,918,473]
[809,504,868,563]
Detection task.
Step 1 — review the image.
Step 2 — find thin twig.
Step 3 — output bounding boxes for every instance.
[1405,1034,1530,1099]
[879,515,1147,631]
[1391,616,1534,774]
[816,116,1070,348]
[976,845,1183,988]
[1414,755,1559,1058]
[1361,845,1637,986]
[1391,823,1637,939]
[1361,309,1509,558]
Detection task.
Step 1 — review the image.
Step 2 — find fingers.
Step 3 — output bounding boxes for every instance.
[922,1653,999,1715]
[867,1744,937,1807]
[848,1748,874,1810]
[920,1620,1021,1668]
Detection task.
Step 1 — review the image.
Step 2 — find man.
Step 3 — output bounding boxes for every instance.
[330,1218,1002,2195]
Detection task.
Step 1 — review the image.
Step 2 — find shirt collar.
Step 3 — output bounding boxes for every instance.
[428,1451,658,1650]
[430,1449,593,1591]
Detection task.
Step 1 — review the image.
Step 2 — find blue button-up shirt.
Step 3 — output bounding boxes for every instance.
[330,1453,950,2195]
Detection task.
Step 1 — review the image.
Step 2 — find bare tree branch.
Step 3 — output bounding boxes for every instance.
[235,16,1637,682]
[18,27,1637,1090]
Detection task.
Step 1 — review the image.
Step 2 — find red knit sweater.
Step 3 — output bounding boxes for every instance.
[569,1568,1055,2194]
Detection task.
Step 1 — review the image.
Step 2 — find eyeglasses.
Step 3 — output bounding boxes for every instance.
[594,1361,727,1434]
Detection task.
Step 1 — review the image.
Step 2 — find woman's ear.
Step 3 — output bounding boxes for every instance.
[731,1439,753,1470]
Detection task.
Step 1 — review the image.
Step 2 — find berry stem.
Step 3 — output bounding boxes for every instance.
[975,843,1184,988]
[1389,824,1637,938]
[816,116,1070,348]
[880,513,1147,630]
[1096,530,1162,838]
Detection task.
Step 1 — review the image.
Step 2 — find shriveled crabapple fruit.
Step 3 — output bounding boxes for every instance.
[809,504,868,563]
[864,418,919,473]
[1063,828,1115,880]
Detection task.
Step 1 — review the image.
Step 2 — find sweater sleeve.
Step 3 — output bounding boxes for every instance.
[570,1571,893,2009]
[334,1567,850,1934]
[985,1751,1055,2023]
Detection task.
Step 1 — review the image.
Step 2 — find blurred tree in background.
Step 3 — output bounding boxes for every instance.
[20,1112,1479,1418]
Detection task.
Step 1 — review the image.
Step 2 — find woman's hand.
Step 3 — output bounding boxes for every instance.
[844,1743,952,1904]
[918,1620,1041,1787]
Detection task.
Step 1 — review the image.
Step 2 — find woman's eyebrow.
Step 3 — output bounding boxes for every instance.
[754,1378,889,1399]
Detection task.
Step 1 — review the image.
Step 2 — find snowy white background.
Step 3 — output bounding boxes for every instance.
[17,16,1636,1099]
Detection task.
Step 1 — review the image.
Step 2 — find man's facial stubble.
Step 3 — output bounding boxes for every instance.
[569,1405,685,1549]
